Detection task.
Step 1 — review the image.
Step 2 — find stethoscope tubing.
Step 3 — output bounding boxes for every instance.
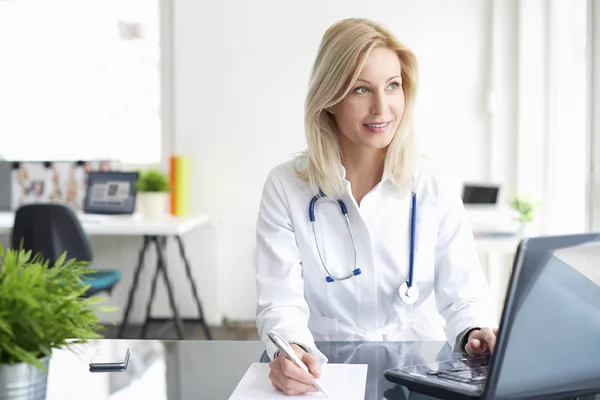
[309,192,416,286]
[408,191,416,287]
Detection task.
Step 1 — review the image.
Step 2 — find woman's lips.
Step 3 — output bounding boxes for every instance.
[363,121,391,133]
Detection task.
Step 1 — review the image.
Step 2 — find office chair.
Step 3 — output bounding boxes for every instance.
[11,203,121,297]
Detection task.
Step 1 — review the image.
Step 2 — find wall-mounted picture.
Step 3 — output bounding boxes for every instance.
[10,160,121,211]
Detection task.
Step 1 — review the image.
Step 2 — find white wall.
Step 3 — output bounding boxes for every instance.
[0,0,532,327]
[0,0,591,328]
[172,0,493,322]
[0,0,498,328]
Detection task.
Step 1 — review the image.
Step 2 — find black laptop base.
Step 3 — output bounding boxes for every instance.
[383,355,490,400]
[383,372,482,400]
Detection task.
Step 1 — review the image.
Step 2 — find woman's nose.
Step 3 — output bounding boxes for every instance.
[370,92,386,115]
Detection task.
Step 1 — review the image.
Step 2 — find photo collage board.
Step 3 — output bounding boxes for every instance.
[10,160,122,211]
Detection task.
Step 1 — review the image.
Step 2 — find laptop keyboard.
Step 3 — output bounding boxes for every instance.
[426,357,489,385]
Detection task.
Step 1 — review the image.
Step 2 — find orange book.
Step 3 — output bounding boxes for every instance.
[169,156,178,215]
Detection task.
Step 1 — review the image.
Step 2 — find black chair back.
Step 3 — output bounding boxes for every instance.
[12,203,93,264]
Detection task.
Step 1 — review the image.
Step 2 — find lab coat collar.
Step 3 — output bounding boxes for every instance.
[338,163,393,186]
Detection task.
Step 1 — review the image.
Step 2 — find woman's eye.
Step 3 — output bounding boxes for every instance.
[388,81,401,90]
[354,86,369,94]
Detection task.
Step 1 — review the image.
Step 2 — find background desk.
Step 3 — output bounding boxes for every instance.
[474,235,520,319]
[0,212,209,237]
[0,212,212,340]
[474,236,520,254]
[44,339,600,400]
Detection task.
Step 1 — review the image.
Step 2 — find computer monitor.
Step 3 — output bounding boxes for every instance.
[462,184,499,205]
[83,171,138,215]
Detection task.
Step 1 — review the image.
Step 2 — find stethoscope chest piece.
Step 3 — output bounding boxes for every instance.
[399,281,419,305]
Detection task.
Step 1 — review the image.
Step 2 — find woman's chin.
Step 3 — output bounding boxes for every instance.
[358,136,394,150]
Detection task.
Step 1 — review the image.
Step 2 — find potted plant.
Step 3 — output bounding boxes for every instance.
[0,245,113,398]
[135,168,171,218]
[509,193,539,237]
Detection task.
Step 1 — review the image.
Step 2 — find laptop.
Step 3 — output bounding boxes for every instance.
[83,171,139,215]
[383,232,600,400]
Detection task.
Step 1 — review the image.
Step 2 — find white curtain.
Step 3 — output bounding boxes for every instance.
[488,0,589,236]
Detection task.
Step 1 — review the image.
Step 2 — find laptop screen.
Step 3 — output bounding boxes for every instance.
[490,234,600,399]
[83,171,138,215]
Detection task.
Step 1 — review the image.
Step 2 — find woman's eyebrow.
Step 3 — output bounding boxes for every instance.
[356,75,402,85]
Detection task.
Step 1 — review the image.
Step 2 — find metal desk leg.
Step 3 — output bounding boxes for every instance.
[175,235,213,340]
[154,235,186,339]
[118,236,150,339]
[141,236,167,339]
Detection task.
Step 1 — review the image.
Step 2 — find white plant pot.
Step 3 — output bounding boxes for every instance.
[137,192,169,218]
[0,356,49,399]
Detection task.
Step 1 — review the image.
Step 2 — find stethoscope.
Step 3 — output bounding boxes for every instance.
[308,191,420,305]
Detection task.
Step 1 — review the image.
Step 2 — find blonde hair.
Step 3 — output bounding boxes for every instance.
[296,18,419,198]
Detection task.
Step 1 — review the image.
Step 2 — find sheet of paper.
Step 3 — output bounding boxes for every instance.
[229,362,368,400]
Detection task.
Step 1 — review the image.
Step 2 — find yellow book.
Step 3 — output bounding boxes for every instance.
[174,155,192,216]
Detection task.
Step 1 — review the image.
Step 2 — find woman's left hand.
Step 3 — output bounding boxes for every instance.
[465,327,498,356]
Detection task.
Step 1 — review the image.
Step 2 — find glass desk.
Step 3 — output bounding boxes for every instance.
[43,339,599,400]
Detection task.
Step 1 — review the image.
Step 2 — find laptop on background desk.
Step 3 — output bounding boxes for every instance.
[83,171,138,216]
[384,233,600,400]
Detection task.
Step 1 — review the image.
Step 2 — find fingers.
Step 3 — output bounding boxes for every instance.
[271,372,317,395]
[303,353,321,378]
[279,354,316,384]
[465,327,498,356]
[270,369,315,396]
[479,328,497,353]
[269,354,318,396]
[465,338,487,356]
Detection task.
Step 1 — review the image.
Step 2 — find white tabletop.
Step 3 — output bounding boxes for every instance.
[0,211,210,237]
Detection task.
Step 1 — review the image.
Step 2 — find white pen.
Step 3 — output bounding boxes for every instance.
[268,331,330,398]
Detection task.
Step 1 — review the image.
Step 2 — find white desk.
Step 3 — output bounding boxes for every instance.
[474,236,520,254]
[474,235,521,320]
[0,210,213,341]
[0,211,209,237]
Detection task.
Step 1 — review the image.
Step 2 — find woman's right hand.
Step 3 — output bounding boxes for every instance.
[268,344,322,396]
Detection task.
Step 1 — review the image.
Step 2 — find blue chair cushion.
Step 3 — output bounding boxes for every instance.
[81,270,122,290]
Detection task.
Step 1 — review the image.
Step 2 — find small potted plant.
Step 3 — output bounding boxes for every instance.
[0,245,113,398]
[135,168,171,218]
[509,193,539,237]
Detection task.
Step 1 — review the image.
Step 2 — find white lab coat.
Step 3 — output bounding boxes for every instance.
[256,156,497,364]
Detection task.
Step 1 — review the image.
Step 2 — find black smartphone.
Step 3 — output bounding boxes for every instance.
[89,347,130,372]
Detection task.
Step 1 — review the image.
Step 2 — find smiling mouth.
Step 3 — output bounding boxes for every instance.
[364,121,391,128]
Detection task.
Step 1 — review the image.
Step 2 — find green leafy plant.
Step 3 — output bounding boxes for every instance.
[509,193,538,223]
[136,168,171,193]
[0,245,115,370]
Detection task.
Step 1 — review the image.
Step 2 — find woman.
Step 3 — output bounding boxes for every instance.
[255,17,499,396]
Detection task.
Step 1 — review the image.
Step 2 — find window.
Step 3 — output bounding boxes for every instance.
[0,0,161,164]
[589,0,600,231]
[543,0,588,234]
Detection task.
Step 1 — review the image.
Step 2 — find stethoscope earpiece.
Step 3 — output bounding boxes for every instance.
[325,268,360,282]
